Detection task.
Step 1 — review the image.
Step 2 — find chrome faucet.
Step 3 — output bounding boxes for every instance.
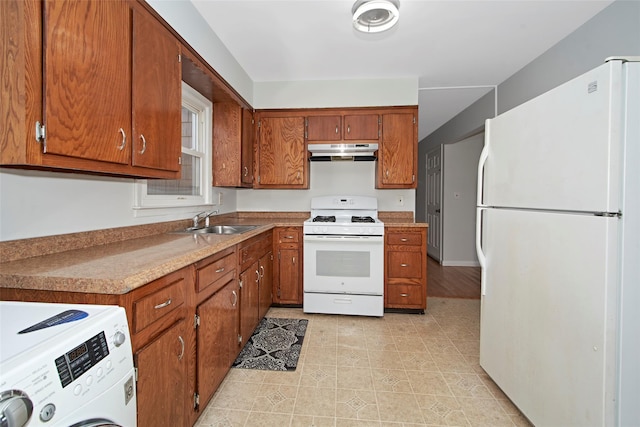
[204,210,219,227]
[192,210,219,229]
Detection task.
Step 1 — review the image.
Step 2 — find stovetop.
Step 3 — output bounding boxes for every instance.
[304,196,384,236]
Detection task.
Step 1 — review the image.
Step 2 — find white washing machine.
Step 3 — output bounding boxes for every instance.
[0,301,136,427]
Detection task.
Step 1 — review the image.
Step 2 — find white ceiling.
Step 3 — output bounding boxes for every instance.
[190,0,613,141]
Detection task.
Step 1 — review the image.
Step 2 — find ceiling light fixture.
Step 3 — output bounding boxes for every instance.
[352,0,400,33]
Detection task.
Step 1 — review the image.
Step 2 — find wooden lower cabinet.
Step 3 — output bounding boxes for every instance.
[273,227,303,305]
[196,276,239,410]
[238,231,273,346]
[384,227,428,311]
[135,318,188,427]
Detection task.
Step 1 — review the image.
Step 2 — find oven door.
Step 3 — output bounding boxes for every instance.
[303,234,383,295]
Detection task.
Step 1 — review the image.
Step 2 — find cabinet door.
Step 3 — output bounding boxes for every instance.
[378,113,417,188]
[256,116,307,188]
[131,9,181,173]
[307,115,341,141]
[241,108,254,186]
[258,252,273,319]
[276,247,302,305]
[197,278,238,408]
[43,0,131,164]
[213,103,242,187]
[239,261,260,346]
[135,319,187,427]
[344,114,379,141]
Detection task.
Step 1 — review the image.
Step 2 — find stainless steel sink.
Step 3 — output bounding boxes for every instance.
[178,225,259,235]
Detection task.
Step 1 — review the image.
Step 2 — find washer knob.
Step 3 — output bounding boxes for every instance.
[113,331,126,347]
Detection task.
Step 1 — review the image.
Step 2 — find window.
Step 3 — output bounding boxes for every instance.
[134,82,213,210]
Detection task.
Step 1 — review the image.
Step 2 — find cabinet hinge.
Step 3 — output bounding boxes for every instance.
[412,174,415,182]
[178,157,182,165]
[194,392,200,410]
[413,116,416,124]
[194,314,200,329]
[238,334,242,344]
[35,121,45,141]
[257,176,261,183]
[134,367,138,382]
[277,289,281,298]
[239,279,243,289]
[178,54,182,63]
[257,120,261,128]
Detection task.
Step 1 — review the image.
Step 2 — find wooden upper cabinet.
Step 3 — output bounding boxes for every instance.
[213,103,254,187]
[344,114,380,141]
[306,113,379,143]
[2,0,182,178]
[377,110,418,188]
[255,115,308,188]
[43,0,131,165]
[241,108,254,186]
[307,115,342,142]
[131,8,181,173]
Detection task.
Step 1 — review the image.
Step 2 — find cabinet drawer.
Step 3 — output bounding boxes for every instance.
[386,284,423,307]
[387,232,422,246]
[239,232,272,271]
[133,280,185,333]
[277,229,299,243]
[387,251,423,278]
[197,251,236,293]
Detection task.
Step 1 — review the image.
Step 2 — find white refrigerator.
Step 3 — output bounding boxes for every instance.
[476,58,639,426]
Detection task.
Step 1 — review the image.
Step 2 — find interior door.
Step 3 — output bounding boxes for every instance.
[426,147,442,261]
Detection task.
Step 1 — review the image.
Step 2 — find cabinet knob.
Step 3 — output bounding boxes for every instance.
[400,293,409,297]
[400,238,408,242]
[255,270,260,283]
[117,128,126,150]
[400,263,409,267]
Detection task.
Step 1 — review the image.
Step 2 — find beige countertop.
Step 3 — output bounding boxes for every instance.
[0,212,426,295]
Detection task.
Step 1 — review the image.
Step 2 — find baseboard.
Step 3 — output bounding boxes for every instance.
[440,260,481,267]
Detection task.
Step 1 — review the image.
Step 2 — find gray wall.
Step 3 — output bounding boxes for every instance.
[417,0,640,230]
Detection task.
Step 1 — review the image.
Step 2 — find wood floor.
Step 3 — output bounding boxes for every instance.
[427,256,481,299]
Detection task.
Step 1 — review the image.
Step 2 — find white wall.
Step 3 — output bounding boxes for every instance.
[237,161,414,213]
[253,78,418,109]
[441,134,483,266]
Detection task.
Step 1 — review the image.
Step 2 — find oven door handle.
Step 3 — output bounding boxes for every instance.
[303,235,383,242]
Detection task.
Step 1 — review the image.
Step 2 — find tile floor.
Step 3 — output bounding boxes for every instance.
[194,298,533,427]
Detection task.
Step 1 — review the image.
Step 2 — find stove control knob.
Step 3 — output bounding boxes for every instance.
[113,331,126,347]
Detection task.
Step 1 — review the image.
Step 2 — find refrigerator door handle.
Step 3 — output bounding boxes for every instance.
[476,122,490,207]
[476,207,487,296]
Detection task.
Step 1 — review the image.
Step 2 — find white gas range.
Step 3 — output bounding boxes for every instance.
[303,196,384,317]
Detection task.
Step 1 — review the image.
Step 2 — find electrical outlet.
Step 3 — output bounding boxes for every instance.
[218,192,223,205]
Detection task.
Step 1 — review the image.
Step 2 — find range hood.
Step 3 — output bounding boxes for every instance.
[308,143,378,161]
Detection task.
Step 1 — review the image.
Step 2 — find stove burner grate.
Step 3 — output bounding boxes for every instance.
[351,216,375,223]
[313,215,336,223]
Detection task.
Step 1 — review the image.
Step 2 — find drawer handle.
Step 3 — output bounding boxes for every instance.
[231,290,238,307]
[400,238,408,242]
[215,267,225,273]
[154,298,172,309]
[285,235,294,239]
[177,336,185,361]
[243,166,248,177]
[139,134,147,154]
[260,265,265,278]
[400,263,409,267]
[292,256,296,265]
[400,293,409,297]
[255,270,260,283]
[335,125,339,134]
